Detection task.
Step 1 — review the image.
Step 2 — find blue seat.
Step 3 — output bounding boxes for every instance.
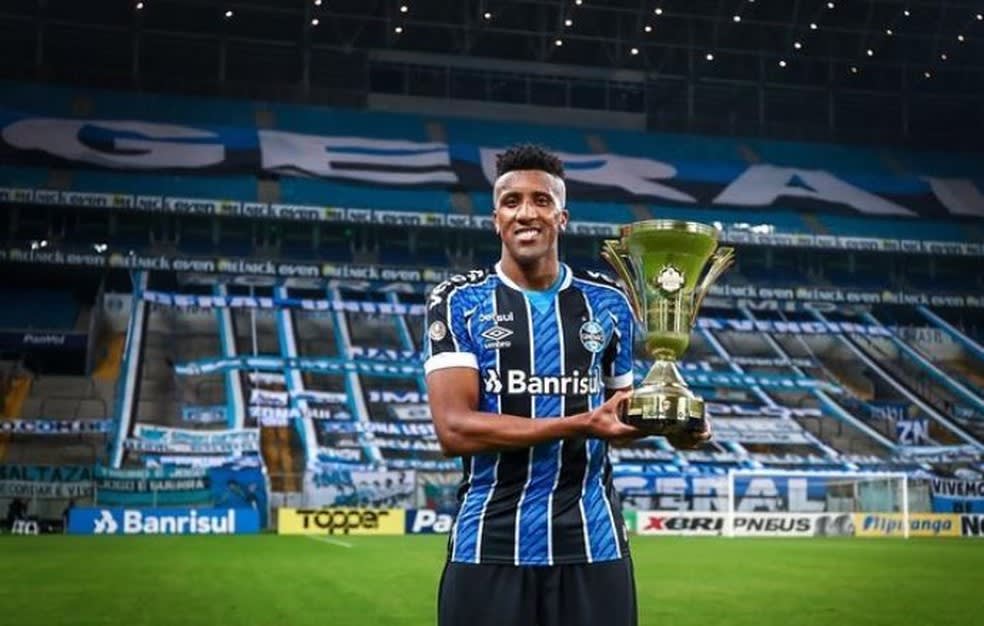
[0,289,77,330]
[821,214,972,242]
[281,178,453,212]
[72,170,257,201]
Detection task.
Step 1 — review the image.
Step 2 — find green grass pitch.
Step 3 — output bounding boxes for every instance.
[2,535,982,625]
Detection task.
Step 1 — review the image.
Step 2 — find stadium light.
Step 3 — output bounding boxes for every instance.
[654,8,663,15]
[224,9,233,18]
[827,2,834,8]
[778,59,787,67]
[866,48,874,56]
[957,35,965,42]
[311,18,319,26]
[940,53,948,61]
[644,25,652,32]
[978,13,983,21]
[315,0,322,5]
[564,18,573,27]
[555,38,563,46]
[630,47,639,55]
[733,15,741,22]
[135,1,143,9]
[394,25,403,33]
[886,29,893,36]
[483,12,491,20]
[705,52,714,61]
[400,5,408,13]
[794,41,802,50]
[903,9,910,17]
[924,71,932,78]
[850,66,858,74]
[809,22,818,30]
[575,0,582,5]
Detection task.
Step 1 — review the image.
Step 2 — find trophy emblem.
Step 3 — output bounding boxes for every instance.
[601,220,735,436]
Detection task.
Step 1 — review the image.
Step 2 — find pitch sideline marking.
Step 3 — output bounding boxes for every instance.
[305,535,354,549]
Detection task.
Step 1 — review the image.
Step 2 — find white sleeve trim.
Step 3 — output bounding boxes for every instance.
[603,371,634,389]
[424,351,479,375]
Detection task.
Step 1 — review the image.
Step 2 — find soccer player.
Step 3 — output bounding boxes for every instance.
[424,144,710,626]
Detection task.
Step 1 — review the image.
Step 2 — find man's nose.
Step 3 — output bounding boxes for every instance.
[516,199,537,219]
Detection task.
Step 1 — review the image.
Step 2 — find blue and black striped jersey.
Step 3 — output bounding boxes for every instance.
[424,263,635,566]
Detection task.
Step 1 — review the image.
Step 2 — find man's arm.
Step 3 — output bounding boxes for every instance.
[427,367,639,457]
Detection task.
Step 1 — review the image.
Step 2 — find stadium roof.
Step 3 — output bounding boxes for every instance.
[0,1,982,146]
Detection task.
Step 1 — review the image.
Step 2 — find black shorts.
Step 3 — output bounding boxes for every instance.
[438,558,637,626]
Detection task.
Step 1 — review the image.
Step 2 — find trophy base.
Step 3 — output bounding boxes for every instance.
[621,360,706,436]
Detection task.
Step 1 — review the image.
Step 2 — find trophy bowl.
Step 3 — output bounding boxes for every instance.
[602,220,734,436]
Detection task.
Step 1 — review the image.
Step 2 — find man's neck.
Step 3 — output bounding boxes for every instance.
[499,254,561,291]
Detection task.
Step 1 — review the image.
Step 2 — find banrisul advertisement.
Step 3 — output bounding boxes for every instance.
[68,507,260,535]
[93,464,268,527]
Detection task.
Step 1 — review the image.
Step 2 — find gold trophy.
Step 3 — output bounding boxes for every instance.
[602,220,735,435]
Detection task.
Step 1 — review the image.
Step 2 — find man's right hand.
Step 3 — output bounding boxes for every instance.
[580,390,643,441]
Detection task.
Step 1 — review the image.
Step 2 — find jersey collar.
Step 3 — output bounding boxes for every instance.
[494,261,573,293]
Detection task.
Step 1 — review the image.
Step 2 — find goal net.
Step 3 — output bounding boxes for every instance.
[724,469,910,538]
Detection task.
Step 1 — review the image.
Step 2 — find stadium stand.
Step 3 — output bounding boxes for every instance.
[0,74,981,538]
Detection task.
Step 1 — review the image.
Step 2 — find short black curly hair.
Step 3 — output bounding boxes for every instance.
[495,144,565,180]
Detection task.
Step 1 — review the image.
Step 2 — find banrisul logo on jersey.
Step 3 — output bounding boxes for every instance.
[484,368,601,396]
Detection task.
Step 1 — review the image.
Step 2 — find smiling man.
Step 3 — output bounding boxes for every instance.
[425,144,681,626]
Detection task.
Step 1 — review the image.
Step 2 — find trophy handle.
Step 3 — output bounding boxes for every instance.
[601,239,644,324]
[692,246,735,325]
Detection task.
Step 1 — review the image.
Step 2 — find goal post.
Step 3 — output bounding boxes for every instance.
[724,469,910,539]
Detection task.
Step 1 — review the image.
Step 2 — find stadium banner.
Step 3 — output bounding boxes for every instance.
[277,508,406,535]
[174,355,420,378]
[417,472,459,513]
[614,474,834,512]
[141,290,426,316]
[895,419,931,445]
[317,422,435,437]
[961,515,984,537]
[383,458,462,471]
[304,468,416,508]
[249,388,348,407]
[93,464,267,526]
[0,331,88,350]
[351,347,421,361]
[852,513,962,537]
[0,419,112,434]
[175,355,837,392]
[4,245,984,308]
[369,390,426,404]
[697,318,892,336]
[67,507,260,535]
[181,405,227,424]
[127,425,260,454]
[405,509,455,534]
[709,418,812,444]
[250,405,352,426]
[869,403,910,421]
[389,404,432,421]
[0,464,93,498]
[635,512,858,537]
[3,105,984,226]
[930,478,984,514]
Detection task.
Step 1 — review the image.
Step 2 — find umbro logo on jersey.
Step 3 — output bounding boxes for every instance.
[481,325,513,349]
[481,325,513,342]
[483,369,602,396]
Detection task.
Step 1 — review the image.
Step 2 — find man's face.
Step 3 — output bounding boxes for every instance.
[493,170,569,266]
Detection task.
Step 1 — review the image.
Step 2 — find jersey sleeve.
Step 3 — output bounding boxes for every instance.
[602,291,636,389]
[423,281,479,374]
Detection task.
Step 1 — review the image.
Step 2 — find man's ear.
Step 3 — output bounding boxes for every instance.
[559,209,570,232]
[493,209,500,234]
